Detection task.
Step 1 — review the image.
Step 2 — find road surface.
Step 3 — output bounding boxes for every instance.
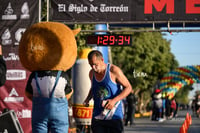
[124,110,200,133]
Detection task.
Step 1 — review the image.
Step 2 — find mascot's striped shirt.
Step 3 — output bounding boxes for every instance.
[26,70,72,98]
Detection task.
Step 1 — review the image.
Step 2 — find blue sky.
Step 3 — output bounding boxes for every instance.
[163,31,200,98]
[164,31,200,67]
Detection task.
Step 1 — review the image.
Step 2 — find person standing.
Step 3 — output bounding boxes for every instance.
[0,45,7,86]
[165,95,171,119]
[83,50,132,133]
[125,90,136,126]
[170,97,176,118]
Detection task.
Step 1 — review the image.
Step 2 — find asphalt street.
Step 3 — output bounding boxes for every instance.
[124,110,200,133]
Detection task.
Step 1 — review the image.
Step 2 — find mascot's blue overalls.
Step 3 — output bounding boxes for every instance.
[32,71,69,133]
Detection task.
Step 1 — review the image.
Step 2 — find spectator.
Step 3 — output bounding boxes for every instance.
[165,95,171,119]
[170,97,176,119]
[125,90,136,126]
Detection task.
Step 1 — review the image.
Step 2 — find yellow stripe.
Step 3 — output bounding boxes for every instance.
[72,104,93,108]
[78,48,92,59]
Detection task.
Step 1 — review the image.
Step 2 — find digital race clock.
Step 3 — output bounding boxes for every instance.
[86,35,132,46]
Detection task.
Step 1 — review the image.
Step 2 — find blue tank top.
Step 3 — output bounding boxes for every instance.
[92,64,123,120]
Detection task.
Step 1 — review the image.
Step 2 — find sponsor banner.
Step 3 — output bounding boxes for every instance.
[6,69,26,81]
[50,0,200,24]
[0,0,38,46]
[50,0,131,22]
[0,0,38,133]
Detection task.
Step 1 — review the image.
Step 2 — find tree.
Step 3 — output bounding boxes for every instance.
[175,85,193,104]
[74,24,94,50]
[111,29,179,112]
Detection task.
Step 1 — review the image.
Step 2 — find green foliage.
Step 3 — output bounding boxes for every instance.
[41,0,47,21]
[111,28,179,112]
[175,85,193,104]
[73,24,95,52]
[111,29,178,92]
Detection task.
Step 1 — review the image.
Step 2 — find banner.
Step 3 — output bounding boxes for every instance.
[50,0,200,24]
[0,1,39,133]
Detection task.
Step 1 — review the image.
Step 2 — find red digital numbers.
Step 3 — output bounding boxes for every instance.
[118,35,123,45]
[103,35,109,45]
[125,36,131,44]
[109,36,115,45]
[88,35,132,46]
[95,35,132,46]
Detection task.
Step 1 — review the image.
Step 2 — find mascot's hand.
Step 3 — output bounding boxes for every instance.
[66,88,73,100]
[25,91,33,101]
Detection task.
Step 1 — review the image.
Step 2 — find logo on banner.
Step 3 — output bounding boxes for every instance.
[2,2,17,20]
[3,53,19,61]
[6,69,26,80]
[20,2,30,19]
[4,88,24,103]
[16,109,32,118]
[1,29,12,45]
[0,109,32,118]
[15,28,26,45]
[2,129,8,133]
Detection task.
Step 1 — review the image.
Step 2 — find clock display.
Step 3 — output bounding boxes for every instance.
[86,35,132,46]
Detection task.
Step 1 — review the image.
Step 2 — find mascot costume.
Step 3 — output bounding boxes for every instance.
[19,22,80,133]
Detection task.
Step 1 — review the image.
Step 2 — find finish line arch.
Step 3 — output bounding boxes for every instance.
[159,65,200,99]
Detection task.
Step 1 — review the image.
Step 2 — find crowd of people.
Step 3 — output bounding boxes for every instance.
[151,89,178,122]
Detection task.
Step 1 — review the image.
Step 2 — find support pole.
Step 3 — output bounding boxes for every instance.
[95,24,109,63]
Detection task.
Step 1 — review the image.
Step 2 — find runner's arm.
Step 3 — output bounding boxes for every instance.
[104,65,132,109]
[83,70,93,106]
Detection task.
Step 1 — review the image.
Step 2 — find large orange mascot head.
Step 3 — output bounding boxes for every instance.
[19,22,80,71]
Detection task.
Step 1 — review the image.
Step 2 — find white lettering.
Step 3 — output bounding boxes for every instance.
[65,3,129,13]
[133,69,148,78]
[15,110,32,118]
[4,97,24,102]
[6,70,26,80]
[3,53,19,61]
[90,4,98,12]
[100,4,128,12]
[58,4,66,12]
[22,109,31,118]
[68,4,88,14]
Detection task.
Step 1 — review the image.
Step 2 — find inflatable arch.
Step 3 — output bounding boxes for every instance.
[159,65,200,99]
